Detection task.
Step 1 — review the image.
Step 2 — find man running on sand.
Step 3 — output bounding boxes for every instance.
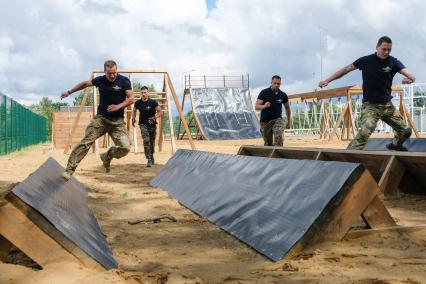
[60,60,135,180]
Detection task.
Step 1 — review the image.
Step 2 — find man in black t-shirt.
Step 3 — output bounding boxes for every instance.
[319,36,416,150]
[60,60,135,179]
[132,86,163,167]
[255,75,292,146]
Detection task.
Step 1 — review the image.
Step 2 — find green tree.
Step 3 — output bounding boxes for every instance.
[73,89,94,106]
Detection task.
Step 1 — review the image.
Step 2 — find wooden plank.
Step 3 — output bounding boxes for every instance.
[165,76,177,153]
[344,225,426,240]
[0,234,12,261]
[6,193,103,269]
[361,196,396,228]
[378,156,406,194]
[318,170,380,241]
[328,102,348,141]
[402,104,420,138]
[166,73,196,150]
[0,203,82,267]
[287,170,379,257]
[63,87,90,154]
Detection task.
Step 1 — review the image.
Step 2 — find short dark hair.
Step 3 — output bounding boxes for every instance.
[104,60,117,70]
[377,36,392,46]
[140,86,149,91]
[271,75,281,81]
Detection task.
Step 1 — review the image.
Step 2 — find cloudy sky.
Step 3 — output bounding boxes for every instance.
[1,0,425,106]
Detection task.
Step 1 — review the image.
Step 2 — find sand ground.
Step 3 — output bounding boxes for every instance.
[0,136,426,284]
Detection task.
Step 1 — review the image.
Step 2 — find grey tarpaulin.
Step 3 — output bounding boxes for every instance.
[359,138,426,152]
[12,157,117,269]
[191,88,262,140]
[150,149,363,261]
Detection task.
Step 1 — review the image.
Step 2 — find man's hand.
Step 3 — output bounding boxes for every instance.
[402,78,414,84]
[263,102,271,109]
[148,116,156,125]
[318,80,328,88]
[60,91,70,100]
[107,104,121,112]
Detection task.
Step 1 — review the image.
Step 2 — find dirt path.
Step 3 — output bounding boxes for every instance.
[0,137,426,283]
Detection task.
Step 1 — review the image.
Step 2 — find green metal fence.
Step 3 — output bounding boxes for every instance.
[0,93,47,155]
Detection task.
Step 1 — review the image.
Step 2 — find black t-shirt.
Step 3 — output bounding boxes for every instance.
[257,87,289,122]
[134,98,159,126]
[353,53,405,103]
[92,74,132,118]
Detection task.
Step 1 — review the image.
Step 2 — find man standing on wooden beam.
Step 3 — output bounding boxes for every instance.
[60,60,135,180]
[131,86,163,167]
[319,36,416,151]
[255,75,292,146]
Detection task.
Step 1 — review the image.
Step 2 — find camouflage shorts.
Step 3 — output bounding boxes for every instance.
[348,102,411,150]
[140,124,157,160]
[65,115,130,174]
[260,117,284,146]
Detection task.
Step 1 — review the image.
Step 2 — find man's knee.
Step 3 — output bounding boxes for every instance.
[113,145,130,158]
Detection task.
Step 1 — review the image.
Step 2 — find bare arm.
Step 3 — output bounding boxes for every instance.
[399,68,416,84]
[60,80,93,100]
[318,64,356,88]
[284,102,291,129]
[107,89,136,113]
[155,105,163,119]
[255,99,271,111]
[131,105,137,127]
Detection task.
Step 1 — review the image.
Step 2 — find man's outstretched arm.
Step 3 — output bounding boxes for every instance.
[60,80,93,100]
[318,64,356,88]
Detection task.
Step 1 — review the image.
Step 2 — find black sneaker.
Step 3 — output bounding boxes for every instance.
[386,143,408,151]
[147,159,152,168]
[151,156,155,165]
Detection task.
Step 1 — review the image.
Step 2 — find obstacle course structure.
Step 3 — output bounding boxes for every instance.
[177,75,261,140]
[288,85,419,140]
[0,158,116,270]
[150,148,423,260]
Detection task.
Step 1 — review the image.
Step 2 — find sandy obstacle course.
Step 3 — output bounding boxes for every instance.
[1,137,426,283]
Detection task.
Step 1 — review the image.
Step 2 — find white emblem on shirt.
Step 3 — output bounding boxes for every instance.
[112,85,121,91]
[277,99,282,103]
[382,66,392,73]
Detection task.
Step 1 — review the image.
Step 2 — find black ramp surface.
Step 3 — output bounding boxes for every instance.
[12,157,117,269]
[361,138,426,152]
[150,150,363,261]
[191,88,262,140]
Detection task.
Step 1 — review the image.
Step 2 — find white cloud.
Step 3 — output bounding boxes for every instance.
[0,0,425,107]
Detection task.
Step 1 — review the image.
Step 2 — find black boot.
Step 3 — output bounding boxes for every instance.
[386,143,408,151]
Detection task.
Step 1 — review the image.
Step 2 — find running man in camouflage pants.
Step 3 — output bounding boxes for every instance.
[132,86,163,167]
[319,36,416,150]
[60,60,135,179]
[255,75,291,146]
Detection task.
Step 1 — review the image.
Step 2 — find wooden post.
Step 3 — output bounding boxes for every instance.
[329,101,348,141]
[165,77,177,153]
[64,86,90,154]
[166,73,196,150]
[157,76,166,152]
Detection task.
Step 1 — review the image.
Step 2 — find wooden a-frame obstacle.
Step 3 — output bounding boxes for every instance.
[63,70,196,154]
[288,85,420,141]
[237,145,426,242]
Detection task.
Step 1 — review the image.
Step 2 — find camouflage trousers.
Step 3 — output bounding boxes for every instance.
[260,117,284,146]
[348,102,412,150]
[65,115,130,174]
[140,124,156,160]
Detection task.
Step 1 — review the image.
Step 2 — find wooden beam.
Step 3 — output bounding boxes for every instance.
[328,101,348,141]
[63,87,90,154]
[0,203,82,267]
[165,76,177,153]
[402,103,420,138]
[92,70,168,74]
[166,73,196,150]
[157,77,166,153]
[344,225,426,240]
[378,155,406,195]
[361,196,396,228]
